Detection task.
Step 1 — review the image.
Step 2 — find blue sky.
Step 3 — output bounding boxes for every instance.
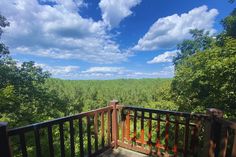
[0,0,234,79]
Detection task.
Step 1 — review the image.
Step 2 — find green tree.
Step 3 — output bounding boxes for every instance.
[174,29,213,65]
[172,9,236,117]
[221,8,236,38]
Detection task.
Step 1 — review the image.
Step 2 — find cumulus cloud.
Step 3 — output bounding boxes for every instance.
[78,66,174,79]
[133,5,218,51]
[0,0,130,64]
[99,0,141,29]
[34,63,80,77]
[82,67,125,73]
[147,50,178,64]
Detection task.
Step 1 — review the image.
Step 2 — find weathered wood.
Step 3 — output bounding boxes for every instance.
[0,122,12,157]
[141,111,145,147]
[107,108,111,145]
[20,133,27,157]
[173,116,179,157]
[94,112,99,152]
[87,116,92,156]
[59,123,65,157]
[34,126,42,157]
[183,116,190,157]
[101,112,105,148]
[156,114,161,156]
[126,111,130,141]
[47,126,54,157]
[231,130,236,157]
[69,120,75,157]
[110,100,119,148]
[133,110,137,143]
[165,114,170,152]
[219,126,228,157]
[78,118,84,157]
[148,112,152,154]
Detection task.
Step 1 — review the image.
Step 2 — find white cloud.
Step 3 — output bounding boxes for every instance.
[82,67,125,73]
[35,63,80,77]
[147,50,178,64]
[0,0,130,64]
[99,0,141,29]
[133,5,218,51]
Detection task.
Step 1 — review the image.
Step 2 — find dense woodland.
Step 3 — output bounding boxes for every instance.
[0,7,236,129]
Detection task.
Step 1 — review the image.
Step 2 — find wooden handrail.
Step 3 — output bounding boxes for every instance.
[1,102,236,157]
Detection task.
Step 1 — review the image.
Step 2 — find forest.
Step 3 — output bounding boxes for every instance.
[0,7,236,128]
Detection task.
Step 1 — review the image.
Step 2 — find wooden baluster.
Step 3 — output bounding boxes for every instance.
[219,125,228,157]
[107,108,111,145]
[34,126,42,157]
[126,110,130,143]
[110,100,119,148]
[47,126,54,157]
[78,117,84,157]
[0,122,12,157]
[101,112,105,148]
[59,123,65,157]
[232,130,236,157]
[165,114,170,153]
[94,112,99,152]
[148,112,152,154]
[87,115,92,156]
[19,133,27,157]
[69,120,75,157]
[133,110,137,144]
[173,116,179,157]
[141,111,145,147]
[183,116,190,157]
[156,114,161,156]
[190,118,200,157]
[122,110,125,143]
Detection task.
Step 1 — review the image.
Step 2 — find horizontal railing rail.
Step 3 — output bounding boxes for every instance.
[1,104,115,157]
[1,100,236,157]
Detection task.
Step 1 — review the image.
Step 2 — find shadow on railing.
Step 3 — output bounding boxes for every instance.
[0,100,236,157]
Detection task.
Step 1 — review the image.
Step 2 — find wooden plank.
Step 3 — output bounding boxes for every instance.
[219,126,228,157]
[183,116,190,157]
[78,118,84,157]
[173,116,179,157]
[101,112,105,148]
[107,109,111,145]
[0,122,12,157]
[94,112,99,152]
[19,133,28,157]
[148,112,152,154]
[34,126,42,157]
[165,114,170,152]
[69,120,75,157]
[59,123,65,157]
[232,130,236,157]
[126,110,130,141]
[156,114,161,156]
[87,116,92,156]
[141,111,145,147]
[47,126,54,157]
[133,110,137,143]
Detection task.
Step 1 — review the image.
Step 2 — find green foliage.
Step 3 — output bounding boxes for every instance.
[172,36,236,117]
[0,14,10,57]
[174,29,213,65]
[221,8,236,38]
[45,78,176,113]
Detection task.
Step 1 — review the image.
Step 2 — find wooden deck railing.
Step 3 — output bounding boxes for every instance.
[0,100,236,157]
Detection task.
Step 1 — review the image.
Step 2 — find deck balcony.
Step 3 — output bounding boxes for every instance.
[1,100,236,157]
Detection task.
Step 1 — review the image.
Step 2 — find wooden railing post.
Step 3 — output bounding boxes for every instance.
[0,122,12,157]
[203,108,223,157]
[109,100,119,149]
